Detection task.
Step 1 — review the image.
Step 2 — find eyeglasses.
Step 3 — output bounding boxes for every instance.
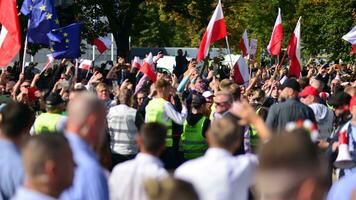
[215,102,228,107]
[21,85,30,88]
[99,89,108,93]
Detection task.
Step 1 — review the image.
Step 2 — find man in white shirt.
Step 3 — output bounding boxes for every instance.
[107,88,144,167]
[109,122,168,200]
[175,116,263,200]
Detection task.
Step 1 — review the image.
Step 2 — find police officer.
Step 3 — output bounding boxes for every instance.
[31,92,67,135]
[181,93,210,160]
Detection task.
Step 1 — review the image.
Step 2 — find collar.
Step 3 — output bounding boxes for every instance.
[205,147,233,158]
[0,139,20,153]
[65,132,97,159]
[14,187,57,200]
[135,153,164,167]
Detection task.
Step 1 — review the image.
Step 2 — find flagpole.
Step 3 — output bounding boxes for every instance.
[225,36,234,69]
[21,20,31,74]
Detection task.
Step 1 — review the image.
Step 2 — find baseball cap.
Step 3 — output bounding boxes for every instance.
[46,93,63,106]
[279,78,300,91]
[299,86,318,98]
[202,91,214,98]
[350,96,356,109]
[328,92,351,108]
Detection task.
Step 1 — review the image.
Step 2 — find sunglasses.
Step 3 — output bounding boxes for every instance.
[21,85,30,88]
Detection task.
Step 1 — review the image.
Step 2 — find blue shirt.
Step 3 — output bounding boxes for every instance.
[60,133,109,200]
[11,187,56,200]
[327,171,356,200]
[0,140,24,200]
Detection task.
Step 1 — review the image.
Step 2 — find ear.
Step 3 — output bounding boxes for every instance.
[44,160,56,178]
[296,179,316,200]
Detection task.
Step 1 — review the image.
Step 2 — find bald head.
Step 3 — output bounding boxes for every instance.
[67,92,106,128]
[66,92,107,146]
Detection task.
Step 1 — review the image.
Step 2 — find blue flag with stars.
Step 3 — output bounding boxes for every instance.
[47,23,82,59]
[20,0,60,45]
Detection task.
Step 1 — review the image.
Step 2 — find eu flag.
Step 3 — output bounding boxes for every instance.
[20,0,60,45]
[47,23,82,59]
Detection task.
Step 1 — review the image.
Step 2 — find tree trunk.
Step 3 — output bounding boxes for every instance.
[101,0,144,62]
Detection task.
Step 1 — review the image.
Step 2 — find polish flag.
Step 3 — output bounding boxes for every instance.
[342,26,356,55]
[234,55,249,86]
[132,56,142,69]
[239,30,250,57]
[0,0,21,67]
[139,53,157,82]
[196,0,227,62]
[267,8,283,56]
[93,36,112,54]
[79,59,93,71]
[287,17,302,78]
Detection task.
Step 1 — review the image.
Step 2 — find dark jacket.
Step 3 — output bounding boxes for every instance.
[266,98,316,134]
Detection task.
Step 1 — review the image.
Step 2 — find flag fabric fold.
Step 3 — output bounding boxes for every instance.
[93,36,112,54]
[239,30,250,57]
[267,8,283,56]
[196,0,227,62]
[0,0,21,67]
[21,0,60,45]
[139,53,157,82]
[287,17,302,78]
[132,56,142,69]
[233,55,249,87]
[342,26,356,54]
[79,59,93,71]
[47,23,82,59]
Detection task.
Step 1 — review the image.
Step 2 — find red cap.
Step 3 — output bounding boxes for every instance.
[350,95,356,109]
[299,86,318,98]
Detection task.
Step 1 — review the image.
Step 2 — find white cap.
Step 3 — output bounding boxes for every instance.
[202,91,214,98]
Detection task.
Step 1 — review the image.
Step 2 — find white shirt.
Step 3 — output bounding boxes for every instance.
[109,153,168,200]
[174,148,258,200]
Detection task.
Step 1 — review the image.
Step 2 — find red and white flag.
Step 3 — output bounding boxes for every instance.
[93,36,112,54]
[0,0,21,67]
[132,56,142,69]
[196,0,227,62]
[139,53,157,82]
[250,39,258,56]
[267,8,283,56]
[79,59,93,71]
[239,30,250,57]
[234,55,249,86]
[287,17,302,78]
[342,26,356,55]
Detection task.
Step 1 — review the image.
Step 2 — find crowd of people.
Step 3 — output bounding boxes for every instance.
[0,49,356,200]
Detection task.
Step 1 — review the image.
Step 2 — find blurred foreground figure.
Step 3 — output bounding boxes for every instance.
[0,102,35,200]
[61,92,109,200]
[109,123,168,200]
[256,130,328,200]
[12,134,74,200]
[175,113,270,200]
[144,176,199,200]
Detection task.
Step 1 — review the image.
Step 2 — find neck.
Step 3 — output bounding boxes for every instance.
[25,180,61,198]
[0,131,21,146]
[140,148,161,157]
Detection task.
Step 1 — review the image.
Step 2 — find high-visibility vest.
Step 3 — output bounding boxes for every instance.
[34,113,62,134]
[145,98,173,147]
[249,107,262,151]
[181,116,208,159]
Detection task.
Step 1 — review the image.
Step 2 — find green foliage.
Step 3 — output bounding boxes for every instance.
[17,0,356,62]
